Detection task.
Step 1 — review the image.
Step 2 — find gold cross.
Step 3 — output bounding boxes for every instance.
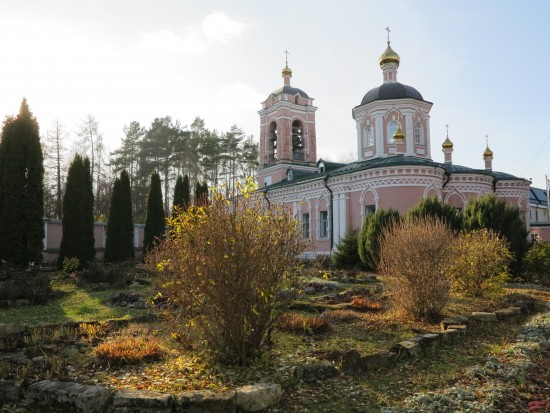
[385,26,391,43]
[284,50,290,66]
[445,123,449,136]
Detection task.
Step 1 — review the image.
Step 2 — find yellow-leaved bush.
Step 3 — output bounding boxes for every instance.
[449,229,512,297]
[145,178,305,365]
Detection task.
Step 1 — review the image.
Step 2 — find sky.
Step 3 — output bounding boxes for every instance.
[1,0,549,189]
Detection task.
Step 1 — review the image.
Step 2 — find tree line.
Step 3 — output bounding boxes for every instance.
[0,99,258,267]
[43,115,258,223]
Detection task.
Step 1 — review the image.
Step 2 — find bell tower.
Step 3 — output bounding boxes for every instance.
[258,52,318,188]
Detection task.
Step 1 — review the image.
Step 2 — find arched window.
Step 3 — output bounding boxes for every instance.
[292,120,304,160]
[269,121,277,161]
[387,120,397,143]
[364,125,374,147]
[414,122,424,145]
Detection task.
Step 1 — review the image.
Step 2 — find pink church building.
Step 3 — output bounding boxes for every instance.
[257,38,531,256]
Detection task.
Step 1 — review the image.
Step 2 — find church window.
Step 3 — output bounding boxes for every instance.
[269,121,278,161]
[319,211,328,238]
[302,213,310,238]
[365,204,375,217]
[387,120,397,143]
[364,125,374,147]
[414,123,424,145]
[292,120,305,161]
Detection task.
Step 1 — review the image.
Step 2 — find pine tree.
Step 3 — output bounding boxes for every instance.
[58,155,95,268]
[143,172,165,256]
[104,170,135,263]
[172,175,184,218]
[0,99,44,266]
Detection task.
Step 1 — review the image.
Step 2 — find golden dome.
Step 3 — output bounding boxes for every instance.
[442,136,454,150]
[379,42,400,67]
[393,123,405,142]
[483,145,493,159]
[282,64,292,77]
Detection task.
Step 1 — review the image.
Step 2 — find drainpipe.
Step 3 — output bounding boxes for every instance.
[262,182,271,209]
[323,175,334,252]
[442,170,451,189]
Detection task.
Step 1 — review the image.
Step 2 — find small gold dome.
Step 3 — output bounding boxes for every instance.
[393,123,405,142]
[282,65,292,77]
[483,145,493,159]
[442,136,454,150]
[379,42,400,67]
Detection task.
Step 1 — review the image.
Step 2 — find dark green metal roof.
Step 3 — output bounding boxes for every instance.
[262,155,527,190]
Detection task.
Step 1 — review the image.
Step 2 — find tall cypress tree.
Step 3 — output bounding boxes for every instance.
[58,155,95,268]
[182,174,191,211]
[82,158,95,265]
[194,181,208,207]
[143,172,165,256]
[0,99,44,266]
[104,170,135,263]
[172,175,184,218]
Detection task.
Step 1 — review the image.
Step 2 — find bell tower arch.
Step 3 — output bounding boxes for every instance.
[258,53,318,188]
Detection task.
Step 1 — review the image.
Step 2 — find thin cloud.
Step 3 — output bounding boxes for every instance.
[141,11,245,54]
[202,11,245,44]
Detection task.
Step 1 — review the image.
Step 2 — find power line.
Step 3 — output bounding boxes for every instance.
[523,135,550,175]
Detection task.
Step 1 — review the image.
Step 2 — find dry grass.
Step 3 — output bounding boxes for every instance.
[322,309,363,322]
[350,298,383,312]
[95,336,164,365]
[278,313,330,334]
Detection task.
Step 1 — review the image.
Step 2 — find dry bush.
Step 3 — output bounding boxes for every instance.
[95,336,163,365]
[350,298,383,312]
[146,179,306,365]
[449,229,512,297]
[322,309,362,322]
[278,313,330,334]
[379,216,454,321]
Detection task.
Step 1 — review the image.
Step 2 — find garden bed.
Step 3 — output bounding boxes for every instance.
[0,271,548,412]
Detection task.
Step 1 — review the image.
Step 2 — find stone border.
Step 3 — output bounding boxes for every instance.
[289,296,542,379]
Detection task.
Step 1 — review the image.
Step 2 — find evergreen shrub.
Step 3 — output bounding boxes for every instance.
[521,240,550,286]
[358,208,400,270]
[332,228,362,268]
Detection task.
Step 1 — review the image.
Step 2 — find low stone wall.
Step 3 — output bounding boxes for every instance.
[20,381,282,413]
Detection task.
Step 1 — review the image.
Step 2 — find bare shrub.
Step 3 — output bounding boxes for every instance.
[146,179,305,365]
[379,217,454,321]
[449,229,512,297]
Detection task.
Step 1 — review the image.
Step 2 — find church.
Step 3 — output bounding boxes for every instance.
[257,35,531,256]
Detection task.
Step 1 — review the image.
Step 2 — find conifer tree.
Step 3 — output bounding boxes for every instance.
[82,158,96,265]
[143,172,165,256]
[172,175,184,218]
[104,170,134,263]
[464,193,528,273]
[58,155,95,268]
[0,99,44,266]
[182,174,191,211]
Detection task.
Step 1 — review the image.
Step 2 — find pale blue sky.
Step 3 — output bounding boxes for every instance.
[1,1,549,188]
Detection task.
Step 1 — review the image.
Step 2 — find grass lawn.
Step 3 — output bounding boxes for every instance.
[0,279,151,325]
